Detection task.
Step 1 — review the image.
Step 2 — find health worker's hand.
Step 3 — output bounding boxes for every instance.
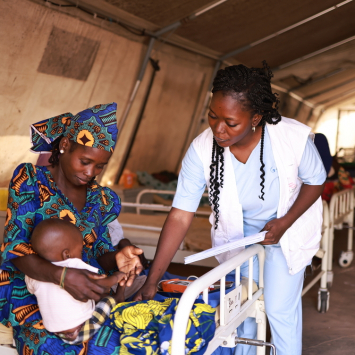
[115,245,144,287]
[260,217,290,245]
[132,281,158,301]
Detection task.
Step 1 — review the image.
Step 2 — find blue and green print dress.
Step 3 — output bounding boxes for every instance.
[0,162,121,355]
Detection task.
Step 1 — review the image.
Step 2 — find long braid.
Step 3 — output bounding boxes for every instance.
[209,140,217,206]
[209,60,281,226]
[259,124,266,200]
[209,139,224,229]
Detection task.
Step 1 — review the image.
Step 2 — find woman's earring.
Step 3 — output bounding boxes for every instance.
[60,149,64,154]
[252,126,256,132]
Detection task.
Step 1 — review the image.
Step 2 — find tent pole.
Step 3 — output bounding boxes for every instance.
[115,59,160,184]
[336,110,341,153]
[191,60,222,139]
[288,68,346,93]
[272,35,355,72]
[117,37,156,134]
[219,0,353,61]
[303,76,355,100]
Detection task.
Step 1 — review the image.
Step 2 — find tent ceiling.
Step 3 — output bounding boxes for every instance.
[102,0,355,109]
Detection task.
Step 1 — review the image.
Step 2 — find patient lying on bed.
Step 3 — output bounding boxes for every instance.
[25,219,128,344]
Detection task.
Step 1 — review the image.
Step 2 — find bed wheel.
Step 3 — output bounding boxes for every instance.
[339,251,353,268]
[317,289,329,313]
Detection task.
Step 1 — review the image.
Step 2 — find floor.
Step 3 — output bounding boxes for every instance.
[167,228,355,354]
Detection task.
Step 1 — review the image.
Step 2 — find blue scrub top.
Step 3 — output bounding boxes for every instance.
[172,129,326,237]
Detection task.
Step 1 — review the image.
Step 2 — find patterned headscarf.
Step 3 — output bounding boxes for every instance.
[30,103,118,153]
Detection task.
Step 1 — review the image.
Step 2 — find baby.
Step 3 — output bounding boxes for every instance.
[25,219,126,344]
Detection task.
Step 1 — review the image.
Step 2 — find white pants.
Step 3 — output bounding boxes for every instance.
[234,244,306,355]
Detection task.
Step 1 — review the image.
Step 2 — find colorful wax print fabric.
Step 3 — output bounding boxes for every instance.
[30,102,118,153]
[0,163,121,355]
[110,298,216,355]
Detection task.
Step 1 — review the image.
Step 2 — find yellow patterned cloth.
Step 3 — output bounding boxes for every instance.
[110,298,216,355]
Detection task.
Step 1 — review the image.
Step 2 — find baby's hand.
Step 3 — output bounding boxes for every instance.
[95,272,126,295]
[112,271,127,285]
[113,283,126,304]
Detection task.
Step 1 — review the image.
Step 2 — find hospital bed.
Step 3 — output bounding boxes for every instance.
[326,187,355,288]
[172,244,275,355]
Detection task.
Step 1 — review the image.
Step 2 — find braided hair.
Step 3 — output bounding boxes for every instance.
[48,136,63,166]
[210,61,281,229]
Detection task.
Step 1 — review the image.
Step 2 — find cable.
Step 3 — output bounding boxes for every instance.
[43,0,147,36]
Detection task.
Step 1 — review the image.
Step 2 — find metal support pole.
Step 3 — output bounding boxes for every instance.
[317,86,355,106]
[118,37,156,133]
[288,68,346,93]
[272,35,355,71]
[192,60,222,138]
[219,0,353,61]
[336,110,341,153]
[303,76,355,101]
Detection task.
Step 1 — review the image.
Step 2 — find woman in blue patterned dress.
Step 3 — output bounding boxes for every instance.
[0,103,145,354]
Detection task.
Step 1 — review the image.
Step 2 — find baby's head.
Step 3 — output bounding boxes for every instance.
[31,219,83,262]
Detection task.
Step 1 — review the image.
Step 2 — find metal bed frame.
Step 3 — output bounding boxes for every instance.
[326,187,355,288]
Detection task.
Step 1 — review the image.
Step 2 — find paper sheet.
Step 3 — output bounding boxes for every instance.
[184,231,267,264]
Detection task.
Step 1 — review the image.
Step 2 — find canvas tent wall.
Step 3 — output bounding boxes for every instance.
[1,0,355,187]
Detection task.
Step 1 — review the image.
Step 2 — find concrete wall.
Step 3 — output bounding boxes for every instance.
[0,0,215,186]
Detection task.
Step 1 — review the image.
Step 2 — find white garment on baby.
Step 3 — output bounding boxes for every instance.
[25,258,98,332]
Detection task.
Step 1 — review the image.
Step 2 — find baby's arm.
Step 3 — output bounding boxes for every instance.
[58,272,126,344]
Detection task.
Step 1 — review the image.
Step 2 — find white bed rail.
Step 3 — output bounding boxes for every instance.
[327,187,354,286]
[134,189,210,216]
[172,245,266,355]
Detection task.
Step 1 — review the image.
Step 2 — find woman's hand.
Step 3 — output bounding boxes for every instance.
[115,245,144,287]
[132,281,158,301]
[260,184,325,245]
[63,268,109,303]
[260,217,290,245]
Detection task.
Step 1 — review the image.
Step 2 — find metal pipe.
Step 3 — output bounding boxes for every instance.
[273,35,355,71]
[192,60,222,138]
[235,338,277,355]
[192,0,228,18]
[288,68,346,93]
[65,0,228,61]
[336,109,341,152]
[303,76,355,100]
[220,0,353,60]
[115,58,160,184]
[117,37,155,134]
[318,86,355,106]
